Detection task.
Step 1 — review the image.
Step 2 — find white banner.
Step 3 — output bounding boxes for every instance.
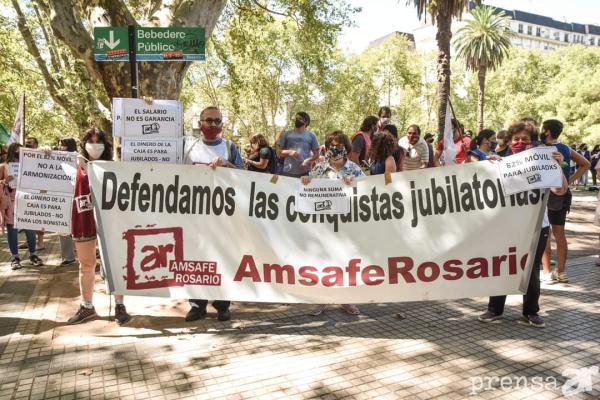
[296,179,351,214]
[121,138,181,164]
[115,98,183,138]
[112,98,123,137]
[14,191,72,234]
[497,146,563,195]
[89,161,546,303]
[17,149,77,194]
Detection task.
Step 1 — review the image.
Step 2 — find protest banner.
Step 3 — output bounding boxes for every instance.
[497,146,563,195]
[14,191,72,235]
[8,162,18,190]
[295,179,351,214]
[89,160,546,303]
[17,149,77,194]
[114,98,183,138]
[112,98,123,137]
[121,138,181,164]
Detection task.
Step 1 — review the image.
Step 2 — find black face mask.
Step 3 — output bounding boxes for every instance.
[294,119,305,129]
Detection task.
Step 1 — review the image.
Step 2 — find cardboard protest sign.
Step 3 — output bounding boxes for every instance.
[497,146,563,195]
[17,149,77,194]
[89,161,545,303]
[121,138,181,164]
[295,179,352,214]
[114,98,183,138]
[14,191,72,235]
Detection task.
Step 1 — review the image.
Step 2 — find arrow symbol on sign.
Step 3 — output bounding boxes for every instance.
[103,30,120,50]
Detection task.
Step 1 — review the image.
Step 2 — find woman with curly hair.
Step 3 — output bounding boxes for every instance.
[368,132,398,175]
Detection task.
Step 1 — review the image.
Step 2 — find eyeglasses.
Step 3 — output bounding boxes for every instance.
[511,137,531,143]
[201,118,222,126]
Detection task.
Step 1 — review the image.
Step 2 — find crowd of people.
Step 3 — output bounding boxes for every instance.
[1,104,599,329]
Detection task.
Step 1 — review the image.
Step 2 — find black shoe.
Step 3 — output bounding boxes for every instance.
[521,314,545,328]
[217,309,231,322]
[114,304,130,325]
[478,311,502,323]
[185,307,206,322]
[67,305,97,324]
[11,258,22,270]
[29,254,43,267]
[60,259,77,266]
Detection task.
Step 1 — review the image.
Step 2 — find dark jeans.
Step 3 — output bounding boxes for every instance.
[488,226,549,317]
[6,224,36,257]
[189,299,230,312]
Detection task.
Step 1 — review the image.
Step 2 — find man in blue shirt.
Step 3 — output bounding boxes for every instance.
[277,112,320,177]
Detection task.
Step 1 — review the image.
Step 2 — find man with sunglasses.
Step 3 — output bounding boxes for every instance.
[183,106,243,322]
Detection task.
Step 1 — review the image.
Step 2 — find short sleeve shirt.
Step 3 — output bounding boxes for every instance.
[309,159,365,180]
[279,130,319,177]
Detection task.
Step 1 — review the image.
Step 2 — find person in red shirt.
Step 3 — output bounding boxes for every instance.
[435,119,472,165]
[67,128,130,325]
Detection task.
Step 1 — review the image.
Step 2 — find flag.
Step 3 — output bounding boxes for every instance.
[9,94,25,145]
[441,100,456,166]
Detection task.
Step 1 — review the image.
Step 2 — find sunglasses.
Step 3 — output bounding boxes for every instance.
[201,118,222,125]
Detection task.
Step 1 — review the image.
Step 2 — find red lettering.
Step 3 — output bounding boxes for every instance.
[520,254,528,270]
[466,258,489,279]
[388,257,415,284]
[263,263,295,284]
[508,247,517,275]
[298,266,318,286]
[442,259,463,280]
[233,254,262,282]
[492,255,507,276]
[361,265,384,285]
[322,266,344,287]
[417,262,440,282]
[345,259,361,286]
[140,244,174,271]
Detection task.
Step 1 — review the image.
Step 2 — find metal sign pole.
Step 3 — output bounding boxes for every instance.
[128,25,138,98]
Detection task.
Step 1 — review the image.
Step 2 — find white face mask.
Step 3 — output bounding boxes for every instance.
[85,143,105,160]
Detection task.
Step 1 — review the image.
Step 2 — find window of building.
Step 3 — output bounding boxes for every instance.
[518,24,523,34]
[553,32,560,40]
[527,26,532,35]
[590,37,595,45]
[536,27,541,36]
[564,33,569,42]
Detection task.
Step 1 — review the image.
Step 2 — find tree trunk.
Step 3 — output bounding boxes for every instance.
[477,67,486,133]
[435,12,452,135]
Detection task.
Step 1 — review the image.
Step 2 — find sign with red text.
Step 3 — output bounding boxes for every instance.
[89,161,546,302]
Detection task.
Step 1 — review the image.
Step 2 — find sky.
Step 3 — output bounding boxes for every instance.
[339,0,600,53]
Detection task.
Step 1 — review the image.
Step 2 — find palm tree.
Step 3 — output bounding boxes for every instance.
[454,5,513,132]
[408,0,479,134]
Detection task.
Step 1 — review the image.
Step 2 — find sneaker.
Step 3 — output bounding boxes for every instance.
[114,304,130,325]
[556,272,569,283]
[67,305,97,324]
[540,271,555,284]
[341,304,360,315]
[11,258,22,270]
[522,314,545,328]
[309,305,326,316]
[217,309,231,322]
[478,311,502,323]
[185,307,206,322]
[60,259,77,267]
[29,255,43,267]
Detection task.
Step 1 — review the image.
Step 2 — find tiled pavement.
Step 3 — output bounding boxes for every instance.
[0,232,598,399]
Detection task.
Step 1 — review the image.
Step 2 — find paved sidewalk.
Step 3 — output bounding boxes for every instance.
[0,231,599,399]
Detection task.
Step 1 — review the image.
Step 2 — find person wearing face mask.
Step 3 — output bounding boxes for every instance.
[183,106,243,323]
[539,119,590,284]
[0,143,43,270]
[67,128,130,325]
[302,131,364,316]
[57,138,77,267]
[350,116,379,168]
[276,112,320,178]
[243,133,276,174]
[398,124,429,170]
[494,130,511,157]
[376,106,392,133]
[468,129,497,162]
[478,120,567,328]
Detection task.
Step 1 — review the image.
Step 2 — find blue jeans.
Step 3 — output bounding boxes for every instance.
[6,224,36,258]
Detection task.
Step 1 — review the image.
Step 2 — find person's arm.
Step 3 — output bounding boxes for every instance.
[249,148,270,170]
[384,156,397,174]
[568,149,591,185]
[275,131,298,159]
[469,154,481,163]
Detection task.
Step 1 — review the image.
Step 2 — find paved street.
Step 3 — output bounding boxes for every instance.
[0,193,598,399]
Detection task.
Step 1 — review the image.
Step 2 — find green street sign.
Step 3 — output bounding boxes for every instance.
[93,27,205,62]
[94,27,129,61]
[136,27,205,61]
